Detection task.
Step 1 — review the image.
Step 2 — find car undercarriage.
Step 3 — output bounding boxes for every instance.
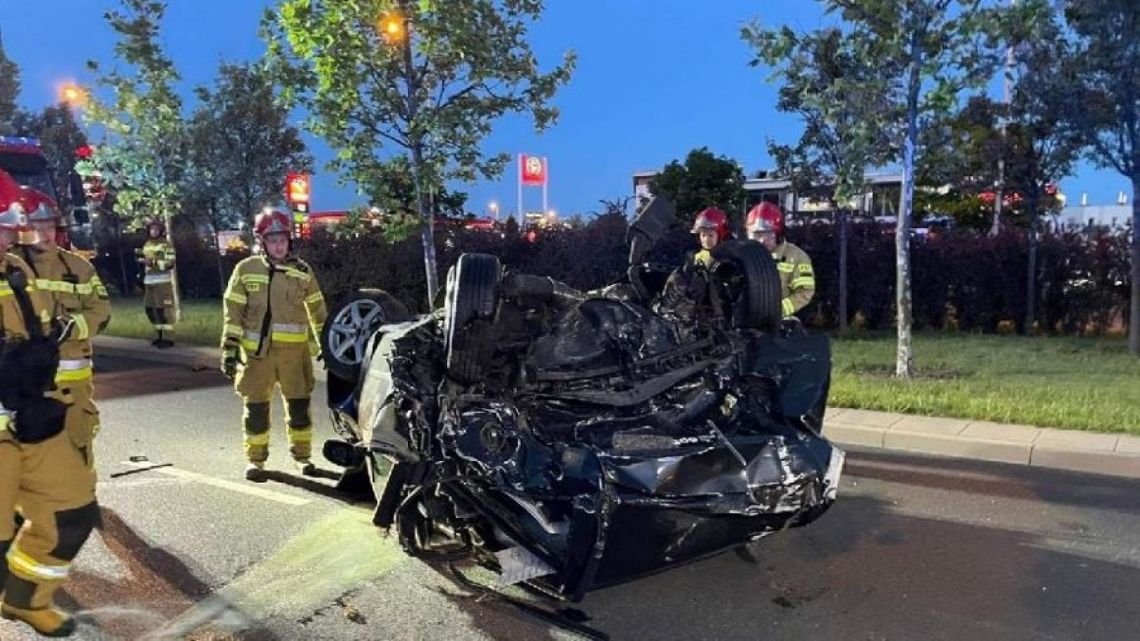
[318,197,843,636]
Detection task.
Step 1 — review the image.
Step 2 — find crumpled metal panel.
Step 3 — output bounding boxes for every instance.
[600,436,824,512]
[339,242,842,599]
[358,316,438,462]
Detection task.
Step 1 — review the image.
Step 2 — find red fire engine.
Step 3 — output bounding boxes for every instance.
[0,136,94,255]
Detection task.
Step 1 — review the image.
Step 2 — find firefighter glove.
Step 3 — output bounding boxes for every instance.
[221,344,242,380]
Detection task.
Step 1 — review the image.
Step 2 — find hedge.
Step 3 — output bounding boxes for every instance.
[134,213,1131,336]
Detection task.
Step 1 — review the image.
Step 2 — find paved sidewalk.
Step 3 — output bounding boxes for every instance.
[825,408,1140,479]
[95,336,1140,480]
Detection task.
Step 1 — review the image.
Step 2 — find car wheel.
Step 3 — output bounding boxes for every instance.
[712,240,782,332]
[443,253,502,384]
[321,289,411,381]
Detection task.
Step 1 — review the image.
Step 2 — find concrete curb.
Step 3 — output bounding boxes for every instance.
[825,408,1140,480]
[94,336,1140,480]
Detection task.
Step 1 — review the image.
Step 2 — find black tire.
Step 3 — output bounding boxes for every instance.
[321,288,412,381]
[443,253,502,384]
[711,240,782,332]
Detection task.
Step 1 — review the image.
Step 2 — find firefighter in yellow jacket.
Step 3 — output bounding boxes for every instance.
[138,217,178,348]
[0,171,99,637]
[746,202,815,317]
[221,209,327,481]
[14,186,111,462]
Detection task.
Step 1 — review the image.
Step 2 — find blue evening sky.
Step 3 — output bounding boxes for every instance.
[4,1,1131,219]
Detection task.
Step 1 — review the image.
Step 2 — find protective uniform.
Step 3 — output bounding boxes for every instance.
[0,171,98,638]
[658,208,733,320]
[138,218,178,347]
[687,207,731,270]
[15,188,111,460]
[221,210,327,479]
[746,203,815,317]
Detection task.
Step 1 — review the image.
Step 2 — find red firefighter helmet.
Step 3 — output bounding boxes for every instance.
[746,202,784,237]
[16,187,62,245]
[19,187,62,225]
[690,207,730,243]
[254,208,292,239]
[0,170,29,231]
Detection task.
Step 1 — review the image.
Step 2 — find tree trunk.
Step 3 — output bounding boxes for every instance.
[895,35,921,378]
[839,206,849,334]
[1025,193,1038,335]
[400,1,439,310]
[211,206,226,299]
[411,148,439,310]
[1131,176,1140,354]
[115,218,130,296]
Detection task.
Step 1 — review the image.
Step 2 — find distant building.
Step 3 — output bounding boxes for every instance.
[1053,204,1132,232]
[633,169,904,218]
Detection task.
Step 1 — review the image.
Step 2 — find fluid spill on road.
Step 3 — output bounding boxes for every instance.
[143,509,406,639]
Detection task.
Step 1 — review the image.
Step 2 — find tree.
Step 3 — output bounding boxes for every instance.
[745,25,896,332]
[917,95,1005,230]
[185,62,313,233]
[264,0,576,307]
[826,0,1003,377]
[33,105,89,212]
[0,28,20,134]
[80,0,186,228]
[1001,2,1084,334]
[358,154,469,220]
[648,147,746,228]
[1065,0,1140,354]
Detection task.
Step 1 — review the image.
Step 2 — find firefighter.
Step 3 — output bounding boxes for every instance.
[137,217,178,348]
[221,209,327,481]
[687,207,731,271]
[14,186,111,462]
[656,208,732,320]
[1,171,99,638]
[746,202,815,316]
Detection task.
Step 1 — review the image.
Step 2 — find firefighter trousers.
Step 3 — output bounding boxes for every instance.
[144,281,178,331]
[0,428,99,612]
[235,343,315,463]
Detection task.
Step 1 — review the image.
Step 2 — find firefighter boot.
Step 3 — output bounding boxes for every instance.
[2,503,99,639]
[0,604,76,637]
[244,461,266,482]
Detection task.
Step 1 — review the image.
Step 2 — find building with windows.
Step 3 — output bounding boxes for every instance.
[633,169,904,219]
[1053,202,1132,232]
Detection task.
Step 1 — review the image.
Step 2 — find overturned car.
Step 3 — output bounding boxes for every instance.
[319,198,843,606]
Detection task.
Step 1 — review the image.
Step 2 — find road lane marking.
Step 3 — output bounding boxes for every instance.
[121,461,310,506]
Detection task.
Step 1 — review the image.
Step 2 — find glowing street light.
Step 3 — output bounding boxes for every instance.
[489,201,499,219]
[58,82,88,108]
[379,13,405,42]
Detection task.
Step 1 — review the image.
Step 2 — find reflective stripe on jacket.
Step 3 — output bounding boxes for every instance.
[141,239,176,283]
[221,255,328,357]
[19,246,111,369]
[0,254,57,439]
[772,241,815,317]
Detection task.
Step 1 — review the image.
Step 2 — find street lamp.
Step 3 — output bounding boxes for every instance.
[379,12,405,42]
[489,201,499,219]
[376,6,441,307]
[58,82,87,108]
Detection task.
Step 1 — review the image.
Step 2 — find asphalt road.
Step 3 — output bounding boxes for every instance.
[4,351,1140,640]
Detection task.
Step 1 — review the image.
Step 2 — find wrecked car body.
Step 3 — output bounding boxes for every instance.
[319,197,843,604]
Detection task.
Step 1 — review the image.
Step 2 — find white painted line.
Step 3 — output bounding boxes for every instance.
[121,461,310,506]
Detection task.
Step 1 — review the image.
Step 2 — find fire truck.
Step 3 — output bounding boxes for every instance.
[0,135,94,256]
